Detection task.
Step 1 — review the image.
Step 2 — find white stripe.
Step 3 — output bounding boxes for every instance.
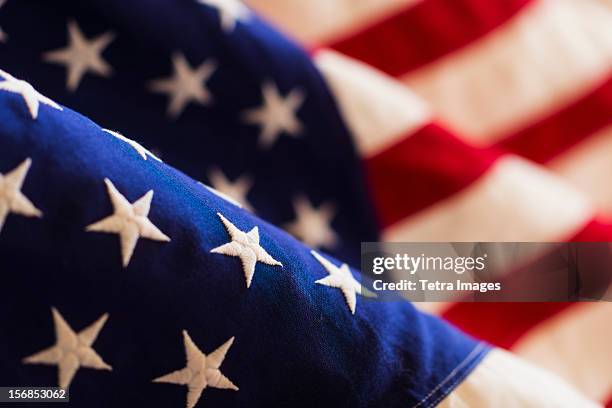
[550,126,612,213]
[513,303,612,403]
[414,301,450,315]
[439,348,600,407]
[315,49,431,158]
[245,0,419,44]
[383,156,594,241]
[403,0,612,145]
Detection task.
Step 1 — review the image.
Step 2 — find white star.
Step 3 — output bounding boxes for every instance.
[85,178,170,267]
[207,167,253,211]
[0,70,62,119]
[154,330,238,408]
[241,81,305,149]
[43,20,115,92]
[23,308,112,389]
[311,251,376,315]
[210,212,282,288]
[102,129,162,162]
[285,196,337,249]
[197,0,250,32]
[149,52,216,118]
[0,158,42,233]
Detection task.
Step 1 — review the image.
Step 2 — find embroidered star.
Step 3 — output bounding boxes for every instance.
[23,308,112,389]
[154,330,238,408]
[285,196,337,249]
[211,212,282,288]
[311,251,376,315]
[0,69,62,119]
[241,81,305,149]
[43,20,115,92]
[207,167,253,211]
[85,178,170,267]
[0,158,42,233]
[149,52,216,118]
[102,129,162,162]
[197,0,250,32]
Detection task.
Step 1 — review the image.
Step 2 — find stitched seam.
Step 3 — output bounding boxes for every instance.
[424,347,487,408]
[410,342,487,408]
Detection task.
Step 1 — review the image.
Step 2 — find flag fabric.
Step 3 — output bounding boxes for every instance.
[0,0,610,406]
[0,71,599,407]
[0,79,486,406]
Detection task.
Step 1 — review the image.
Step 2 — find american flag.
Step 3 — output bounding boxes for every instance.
[0,0,609,406]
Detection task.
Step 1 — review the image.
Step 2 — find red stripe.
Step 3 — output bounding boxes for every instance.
[606,396,612,408]
[441,218,612,347]
[327,0,532,77]
[499,75,612,163]
[442,302,572,348]
[364,123,501,227]
[571,218,612,241]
